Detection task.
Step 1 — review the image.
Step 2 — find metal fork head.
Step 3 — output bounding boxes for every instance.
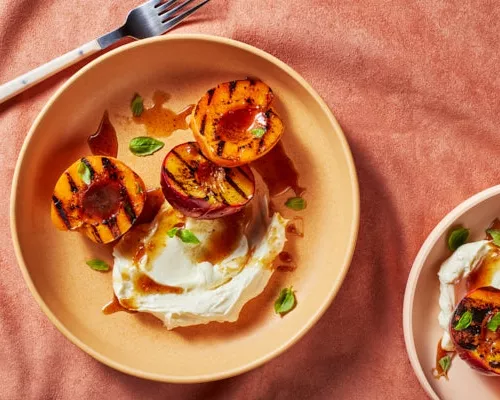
[124,0,210,39]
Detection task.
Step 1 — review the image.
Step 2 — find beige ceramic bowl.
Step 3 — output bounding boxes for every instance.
[10,34,359,382]
[404,185,500,399]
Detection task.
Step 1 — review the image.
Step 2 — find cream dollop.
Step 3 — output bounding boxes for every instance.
[112,199,288,329]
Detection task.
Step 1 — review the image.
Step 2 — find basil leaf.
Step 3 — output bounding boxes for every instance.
[250,128,266,138]
[447,227,469,251]
[487,229,500,247]
[487,312,500,332]
[78,161,91,185]
[86,259,110,272]
[177,229,200,244]
[438,355,451,373]
[129,136,164,156]
[274,287,296,315]
[285,197,307,211]
[131,93,144,117]
[454,310,473,331]
[167,227,179,238]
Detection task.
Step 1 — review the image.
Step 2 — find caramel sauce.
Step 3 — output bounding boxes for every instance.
[194,209,251,265]
[82,181,122,220]
[252,141,305,197]
[141,207,186,271]
[133,91,193,137]
[114,224,150,260]
[277,265,297,272]
[286,217,304,237]
[217,106,266,142]
[467,248,500,292]
[135,274,184,295]
[135,188,165,225]
[279,251,293,263]
[432,340,455,379]
[102,295,135,315]
[88,111,118,157]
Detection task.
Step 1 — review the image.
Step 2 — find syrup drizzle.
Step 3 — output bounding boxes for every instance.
[133,91,193,137]
[88,111,118,157]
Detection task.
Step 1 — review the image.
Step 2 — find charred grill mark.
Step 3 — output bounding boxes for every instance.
[265,109,273,119]
[229,81,237,98]
[490,361,500,368]
[102,157,119,181]
[90,225,102,243]
[257,137,267,153]
[103,215,121,238]
[171,150,195,174]
[65,172,78,193]
[119,185,137,223]
[217,141,225,156]
[248,78,256,86]
[216,190,230,205]
[81,157,95,181]
[245,97,253,105]
[224,170,248,199]
[199,114,207,136]
[52,195,71,229]
[236,167,252,182]
[197,149,210,162]
[164,168,189,195]
[206,88,215,105]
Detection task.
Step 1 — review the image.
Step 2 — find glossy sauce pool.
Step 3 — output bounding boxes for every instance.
[88,111,118,157]
[133,91,193,137]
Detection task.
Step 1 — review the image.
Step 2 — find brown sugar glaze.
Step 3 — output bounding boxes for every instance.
[88,111,118,157]
[102,295,135,315]
[195,208,252,265]
[135,188,165,225]
[467,218,500,291]
[252,141,305,198]
[217,106,266,142]
[133,91,193,137]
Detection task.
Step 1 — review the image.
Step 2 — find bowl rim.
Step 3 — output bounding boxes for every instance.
[10,33,360,383]
[403,184,500,399]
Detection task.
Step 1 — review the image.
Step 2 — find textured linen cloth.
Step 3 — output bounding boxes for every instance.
[2,0,499,398]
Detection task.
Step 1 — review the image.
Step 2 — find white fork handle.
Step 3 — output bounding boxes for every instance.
[0,39,102,104]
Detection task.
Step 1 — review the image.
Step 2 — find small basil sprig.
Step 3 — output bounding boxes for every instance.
[454,310,473,331]
[78,160,91,185]
[487,312,500,332]
[86,259,110,272]
[129,137,165,156]
[438,355,451,374]
[131,93,144,117]
[274,287,296,315]
[447,227,469,251]
[487,229,500,247]
[285,197,307,211]
[167,227,200,244]
[250,128,266,138]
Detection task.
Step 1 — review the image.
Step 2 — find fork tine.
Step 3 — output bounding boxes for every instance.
[163,0,210,27]
[156,0,179,14]
[161,0,199,20]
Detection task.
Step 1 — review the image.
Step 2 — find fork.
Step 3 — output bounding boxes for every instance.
[0,0,210,104]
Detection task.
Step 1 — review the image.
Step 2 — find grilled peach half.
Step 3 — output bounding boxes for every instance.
[450,286,500,375]
[161,142,255,218]
[51,156,146,244]
[191,79,284,167]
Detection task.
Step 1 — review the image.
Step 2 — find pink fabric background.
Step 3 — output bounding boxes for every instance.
[2,0,499,398]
